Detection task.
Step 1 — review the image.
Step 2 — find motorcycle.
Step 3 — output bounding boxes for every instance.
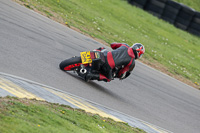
[59,50,121,82]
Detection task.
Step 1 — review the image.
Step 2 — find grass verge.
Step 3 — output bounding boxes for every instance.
[0,96,145,133]
[14,0,200,89]
[174,0,200,11]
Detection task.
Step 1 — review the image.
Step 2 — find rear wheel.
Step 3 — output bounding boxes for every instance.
[59,56,82,71]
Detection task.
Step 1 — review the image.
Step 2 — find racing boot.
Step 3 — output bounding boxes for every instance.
[99,74,111,82]
[85,73,100,82]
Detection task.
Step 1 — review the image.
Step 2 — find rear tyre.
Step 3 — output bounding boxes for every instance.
[59,56,82,71]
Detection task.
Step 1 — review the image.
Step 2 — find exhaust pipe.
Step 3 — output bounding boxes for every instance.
[80,68,87,74]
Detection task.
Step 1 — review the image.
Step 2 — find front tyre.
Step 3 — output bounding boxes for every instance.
[59,56,82,71]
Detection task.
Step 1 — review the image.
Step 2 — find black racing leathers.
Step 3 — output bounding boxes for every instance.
[98,43,136,82]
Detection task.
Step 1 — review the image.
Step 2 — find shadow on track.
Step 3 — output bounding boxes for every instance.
[65,71,129,103]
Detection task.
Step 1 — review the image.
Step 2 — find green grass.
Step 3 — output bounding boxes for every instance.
[0,96,145,133]
[15,0,200,88]
[174,0,200,11]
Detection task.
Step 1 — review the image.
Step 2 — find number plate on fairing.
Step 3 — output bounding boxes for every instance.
[80,51,92,64]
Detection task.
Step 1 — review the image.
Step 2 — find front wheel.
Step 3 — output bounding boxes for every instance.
[59,56,82,71]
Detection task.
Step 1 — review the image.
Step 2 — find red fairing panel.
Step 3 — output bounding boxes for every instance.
[64,63,82,71]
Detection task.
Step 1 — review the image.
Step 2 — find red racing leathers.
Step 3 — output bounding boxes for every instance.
[98,43,136,82]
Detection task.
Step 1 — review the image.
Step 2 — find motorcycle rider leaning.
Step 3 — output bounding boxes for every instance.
[84,43,145,82]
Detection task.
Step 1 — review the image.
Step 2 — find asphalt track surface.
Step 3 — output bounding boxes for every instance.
[0,1,200,133]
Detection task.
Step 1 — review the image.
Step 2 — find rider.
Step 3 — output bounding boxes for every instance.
[85,43,145,82]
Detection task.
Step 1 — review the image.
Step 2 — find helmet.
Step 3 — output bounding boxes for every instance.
[131,43,145,59]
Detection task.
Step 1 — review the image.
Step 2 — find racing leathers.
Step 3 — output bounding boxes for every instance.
[85,43,136,82]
